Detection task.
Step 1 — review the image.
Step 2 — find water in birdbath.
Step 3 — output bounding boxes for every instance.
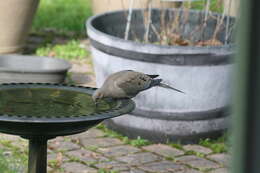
[0,88,117,117]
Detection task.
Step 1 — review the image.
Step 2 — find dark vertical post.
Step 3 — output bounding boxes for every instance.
[232,0,260,173]
[28,138,47,173]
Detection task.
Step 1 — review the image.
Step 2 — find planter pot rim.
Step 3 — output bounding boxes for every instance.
[0,55,71,73]
[86,8,235,55]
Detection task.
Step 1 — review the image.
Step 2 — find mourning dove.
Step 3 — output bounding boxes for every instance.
[92,70,184,104]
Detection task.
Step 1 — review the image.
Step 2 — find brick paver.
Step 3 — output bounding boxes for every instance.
[207,153,231,167]
[121,169,147,173]
[183,144,212,155]
[209,168,229,173]
[66,149,101,162]
[95,160,129,172]
[97,145,141,157]
[48,152,69,163]
[116,152,161,166]
[61,162,97,173]
[175,155,220,170]
[69,129,105,140]
[143,144,184,158]
[48,140,81,152]
[80,137,124,148]
[138,160,185,173]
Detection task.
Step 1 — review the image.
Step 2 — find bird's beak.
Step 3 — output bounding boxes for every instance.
[94,99,99,108]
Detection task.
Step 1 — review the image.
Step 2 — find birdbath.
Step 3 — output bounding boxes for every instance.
[0,83,135,173]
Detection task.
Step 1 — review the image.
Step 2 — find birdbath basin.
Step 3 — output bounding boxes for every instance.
[0,83,135,173]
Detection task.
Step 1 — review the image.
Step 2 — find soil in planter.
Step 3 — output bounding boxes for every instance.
[137,32,223,46]
[157,33,223,46]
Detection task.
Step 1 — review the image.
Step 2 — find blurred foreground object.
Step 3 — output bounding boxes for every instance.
[232,0,260,173]
[91,0,182,15]
[0,0,40,54]
[224,0,239,17]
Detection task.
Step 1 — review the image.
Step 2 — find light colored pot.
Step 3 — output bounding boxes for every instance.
[0,55,71,83]
[0,0,40,54]
[91,0,182,14]
[224,0,239,16]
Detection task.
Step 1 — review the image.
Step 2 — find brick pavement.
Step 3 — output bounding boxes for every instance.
[0,59,229,172]
[0,128,229,173]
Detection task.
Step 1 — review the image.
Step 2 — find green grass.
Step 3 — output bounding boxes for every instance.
[186,0,224,13]
[0,151,16,173]
[0,160,16,172]
[98,169,119,173]
[127,136,151,147]
[96,124,151,147]
[36,40,89,60]
[32,0,223,35]
[0,140,28,173]
[168,142,184,150]
[32,0,92,34]
[96,124,229,151]
[85,145,99,152]
[199,133,229,153]
[184,150,206,158]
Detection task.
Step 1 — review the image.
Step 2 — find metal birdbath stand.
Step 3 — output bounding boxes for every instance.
[27,137,49,173]
[0,83,135,173]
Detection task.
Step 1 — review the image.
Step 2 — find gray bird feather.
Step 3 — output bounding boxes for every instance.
[92,70,184,103]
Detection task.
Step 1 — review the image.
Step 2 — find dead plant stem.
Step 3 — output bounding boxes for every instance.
[144,0,153,42]
[124,0,134,40]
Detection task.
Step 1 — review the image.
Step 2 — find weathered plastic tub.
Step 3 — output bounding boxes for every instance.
[87,8,235,143]
[0,55,71,83]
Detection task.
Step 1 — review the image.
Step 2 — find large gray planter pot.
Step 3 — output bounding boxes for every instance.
[87,9,235,143]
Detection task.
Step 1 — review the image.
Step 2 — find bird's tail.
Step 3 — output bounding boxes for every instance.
[158,83,185,94]
[147,74,159,78]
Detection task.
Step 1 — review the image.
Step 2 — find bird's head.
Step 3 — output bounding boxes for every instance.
[92,89,104,105]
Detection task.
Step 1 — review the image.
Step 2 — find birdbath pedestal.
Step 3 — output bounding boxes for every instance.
[0,83,135,173]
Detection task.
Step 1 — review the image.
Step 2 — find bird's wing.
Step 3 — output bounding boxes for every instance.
[115,71,152,95]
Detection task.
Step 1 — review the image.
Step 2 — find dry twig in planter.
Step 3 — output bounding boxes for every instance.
[124,0,134,40]
[144,0,152,42]
[225,0,232,44]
